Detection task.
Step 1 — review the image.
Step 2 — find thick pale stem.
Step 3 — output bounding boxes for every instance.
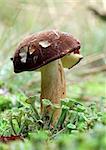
[41,59,66,122]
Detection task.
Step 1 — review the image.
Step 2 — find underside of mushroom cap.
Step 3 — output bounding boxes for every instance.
[12,30,81,73]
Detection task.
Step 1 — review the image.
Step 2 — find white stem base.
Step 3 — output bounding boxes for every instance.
[41,59,66,122]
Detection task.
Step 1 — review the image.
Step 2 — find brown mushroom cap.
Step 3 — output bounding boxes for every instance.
[12,30,80,73]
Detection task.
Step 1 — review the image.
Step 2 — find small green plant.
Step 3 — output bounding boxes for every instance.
[0,97,105,141]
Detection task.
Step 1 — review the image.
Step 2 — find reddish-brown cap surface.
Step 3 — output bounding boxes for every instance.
[12,30,80,73]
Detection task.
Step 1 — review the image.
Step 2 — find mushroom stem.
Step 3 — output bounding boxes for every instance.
[41,59,66,122]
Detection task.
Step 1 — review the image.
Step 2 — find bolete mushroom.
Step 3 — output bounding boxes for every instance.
[11,30,83,122]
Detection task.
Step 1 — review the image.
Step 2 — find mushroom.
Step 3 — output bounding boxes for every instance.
[11,30,83,122]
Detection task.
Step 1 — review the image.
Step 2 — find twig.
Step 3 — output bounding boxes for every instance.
[88,6,106,21]
[79,65,106,76]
